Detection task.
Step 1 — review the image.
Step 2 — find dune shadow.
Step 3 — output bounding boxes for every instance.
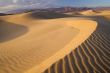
[0,13,14,16]
[27,11,73,19]
[0,20,28,43]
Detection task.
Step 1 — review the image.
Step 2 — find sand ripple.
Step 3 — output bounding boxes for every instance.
[44,16,110,73]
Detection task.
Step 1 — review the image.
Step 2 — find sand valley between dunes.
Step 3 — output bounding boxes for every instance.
[0,13,97,73]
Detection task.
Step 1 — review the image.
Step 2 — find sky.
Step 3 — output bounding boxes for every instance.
[0,0,110,8]
[54,0,110,7]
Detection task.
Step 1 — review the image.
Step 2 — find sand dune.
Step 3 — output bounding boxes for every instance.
[80,10,96,15]
[79,10,110,16]
[97,10,110,15]
[0,12,97,73]
[43,16,110,73]
[1,11,110,73]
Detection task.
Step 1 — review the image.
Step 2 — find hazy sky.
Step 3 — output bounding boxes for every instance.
[54,0,110,7]
[0,0,110,7]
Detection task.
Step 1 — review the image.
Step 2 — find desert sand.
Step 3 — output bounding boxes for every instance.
[44,12,110,73]
[80,10,96,15]
[0,12,97,73]
[79,10,110,16]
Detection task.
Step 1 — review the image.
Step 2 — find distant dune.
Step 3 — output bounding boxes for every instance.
[79,10,110,16]
[0,11,97,73]
[80,10,96,15]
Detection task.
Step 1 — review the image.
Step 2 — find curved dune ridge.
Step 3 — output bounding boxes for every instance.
[43,16,110,73]
[0,13,97,73]
[79,10,110,16]
[80,10,96,15]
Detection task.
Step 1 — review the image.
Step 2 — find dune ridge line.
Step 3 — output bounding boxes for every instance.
[25,18,97,73]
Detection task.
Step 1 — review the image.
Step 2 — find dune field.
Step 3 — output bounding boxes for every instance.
[0,10,110,73]
[0,12,97,73]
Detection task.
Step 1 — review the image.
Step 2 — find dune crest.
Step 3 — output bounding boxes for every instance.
[80,10,96,15]
[0,13,97,73]
[44,16,110,73]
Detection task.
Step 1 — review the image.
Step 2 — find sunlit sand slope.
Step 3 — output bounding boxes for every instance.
[0,13,97,73]
[80,10,96,15]
[44,16,110,73]
[79,10,110,16]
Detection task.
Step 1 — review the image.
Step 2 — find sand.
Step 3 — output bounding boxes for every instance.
[79,10,110,16]
[80,10,96,15]
[0,12,97,73]
[44,14,110,73]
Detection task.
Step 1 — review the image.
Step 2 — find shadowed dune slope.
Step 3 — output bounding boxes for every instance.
[44,16,110,73]
[27,11,72,19]
[0,11,72,20]
[0,20,78,73]
[0,20,28,42]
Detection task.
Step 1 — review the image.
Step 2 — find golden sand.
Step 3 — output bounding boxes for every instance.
[80,10,96,15]
[0,12,97,73]
[44,13,110,73]
[79,10,110,16]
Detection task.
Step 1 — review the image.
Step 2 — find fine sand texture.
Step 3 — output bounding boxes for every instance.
[0,12,97,73]
[43,16,110,73]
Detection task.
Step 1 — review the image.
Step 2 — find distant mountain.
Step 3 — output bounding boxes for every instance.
[47,7,110,13]
[0,8,34,15]
[0,7,110,16]
[35,7,110,13]
[5,9,33,14]
[93,7,110,11]
[0,7,91,15]
[41,7,92,13]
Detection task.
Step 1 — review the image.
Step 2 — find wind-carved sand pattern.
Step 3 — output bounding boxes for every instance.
[44,16,110,73]
[0,12,97,73]
[0,21,78,73]
[0,21,77,73]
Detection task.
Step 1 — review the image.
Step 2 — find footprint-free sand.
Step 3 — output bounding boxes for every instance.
[0,13,97,73]
[44,12,110,73]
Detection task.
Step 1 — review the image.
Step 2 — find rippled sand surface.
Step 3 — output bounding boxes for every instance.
[0,12,97,73]
[44,16,110,73]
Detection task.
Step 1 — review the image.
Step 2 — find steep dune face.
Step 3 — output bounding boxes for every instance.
[0,12,97,73]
